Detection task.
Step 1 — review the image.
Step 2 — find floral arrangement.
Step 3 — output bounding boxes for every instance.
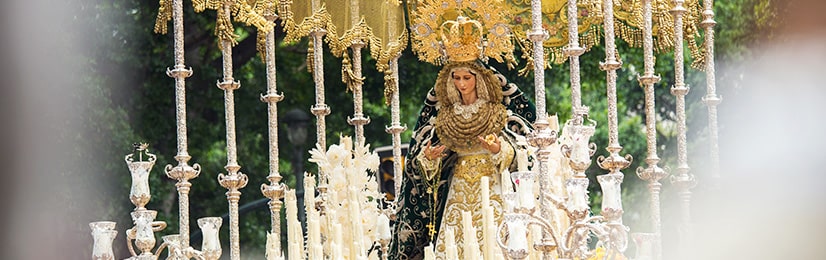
[308,135,385,258]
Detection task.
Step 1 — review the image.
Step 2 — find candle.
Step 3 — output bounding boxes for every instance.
[517,148,530,172]
[549,114,559,132]
[462,211,480,260]
[518,177,536,209]
[445,228,459,259]
[307,210,322,260]
[348,188,364,258]
[285,190,302,260]
[482,206,495,260]
[266,232,278,260]
[424,244,436,260]
[304,173,316,215]
[501,169,513,192]
[376,214,392,241]
[333,223,344,258]
[481,176,490,207]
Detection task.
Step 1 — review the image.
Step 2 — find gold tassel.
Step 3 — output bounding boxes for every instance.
[339,50,365,92]
[383,70,396,107]
[256,30,268,61]
[153,0,172,34]
[215,9,238,47]
[306,40,314,74]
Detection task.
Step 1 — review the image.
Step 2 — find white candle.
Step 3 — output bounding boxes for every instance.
[462,211,480,260]
[307,210,321,260]
[424,244,436,260]
[481,176,490,207]
[348,188,364,258]
[445,228,459,259]
[333,223,344,258]
[285,190,302,260]
[517,148,530,172]
[549,114,559,132]
[482,206,495,260]
[518,177,536,209]
[304,173,316,215]
[376,214,392,241]
[501,169,513,192]
[266,232,278,260]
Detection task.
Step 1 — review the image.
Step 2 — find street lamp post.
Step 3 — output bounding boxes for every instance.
[283,108,311,234]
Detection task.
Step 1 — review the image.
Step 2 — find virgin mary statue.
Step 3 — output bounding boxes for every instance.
[388,58,536,259]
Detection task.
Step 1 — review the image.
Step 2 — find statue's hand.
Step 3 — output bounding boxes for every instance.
[478,134,501,154]
[423,140,447,160]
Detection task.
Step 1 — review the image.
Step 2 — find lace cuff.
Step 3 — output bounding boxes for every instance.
[491,134,515,174]
[416,151,442,182]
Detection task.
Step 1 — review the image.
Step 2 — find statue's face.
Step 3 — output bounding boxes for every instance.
[452,69,477,100]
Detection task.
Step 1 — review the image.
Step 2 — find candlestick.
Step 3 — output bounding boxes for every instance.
[507,221,529,252]
[529,225,542,260]
[198,217,222,260]
[513,172,536,210]
[597,173,624,213]
[566,178,590,215]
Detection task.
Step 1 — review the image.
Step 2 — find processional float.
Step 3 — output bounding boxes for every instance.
[89,0,720,259]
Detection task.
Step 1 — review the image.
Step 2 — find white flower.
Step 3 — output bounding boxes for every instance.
[326,144,349,169]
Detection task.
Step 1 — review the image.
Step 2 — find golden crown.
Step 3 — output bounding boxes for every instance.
[409,0,515,65]
[440,16,484,62]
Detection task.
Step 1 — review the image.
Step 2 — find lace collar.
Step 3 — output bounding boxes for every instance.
[452,99,486,119]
